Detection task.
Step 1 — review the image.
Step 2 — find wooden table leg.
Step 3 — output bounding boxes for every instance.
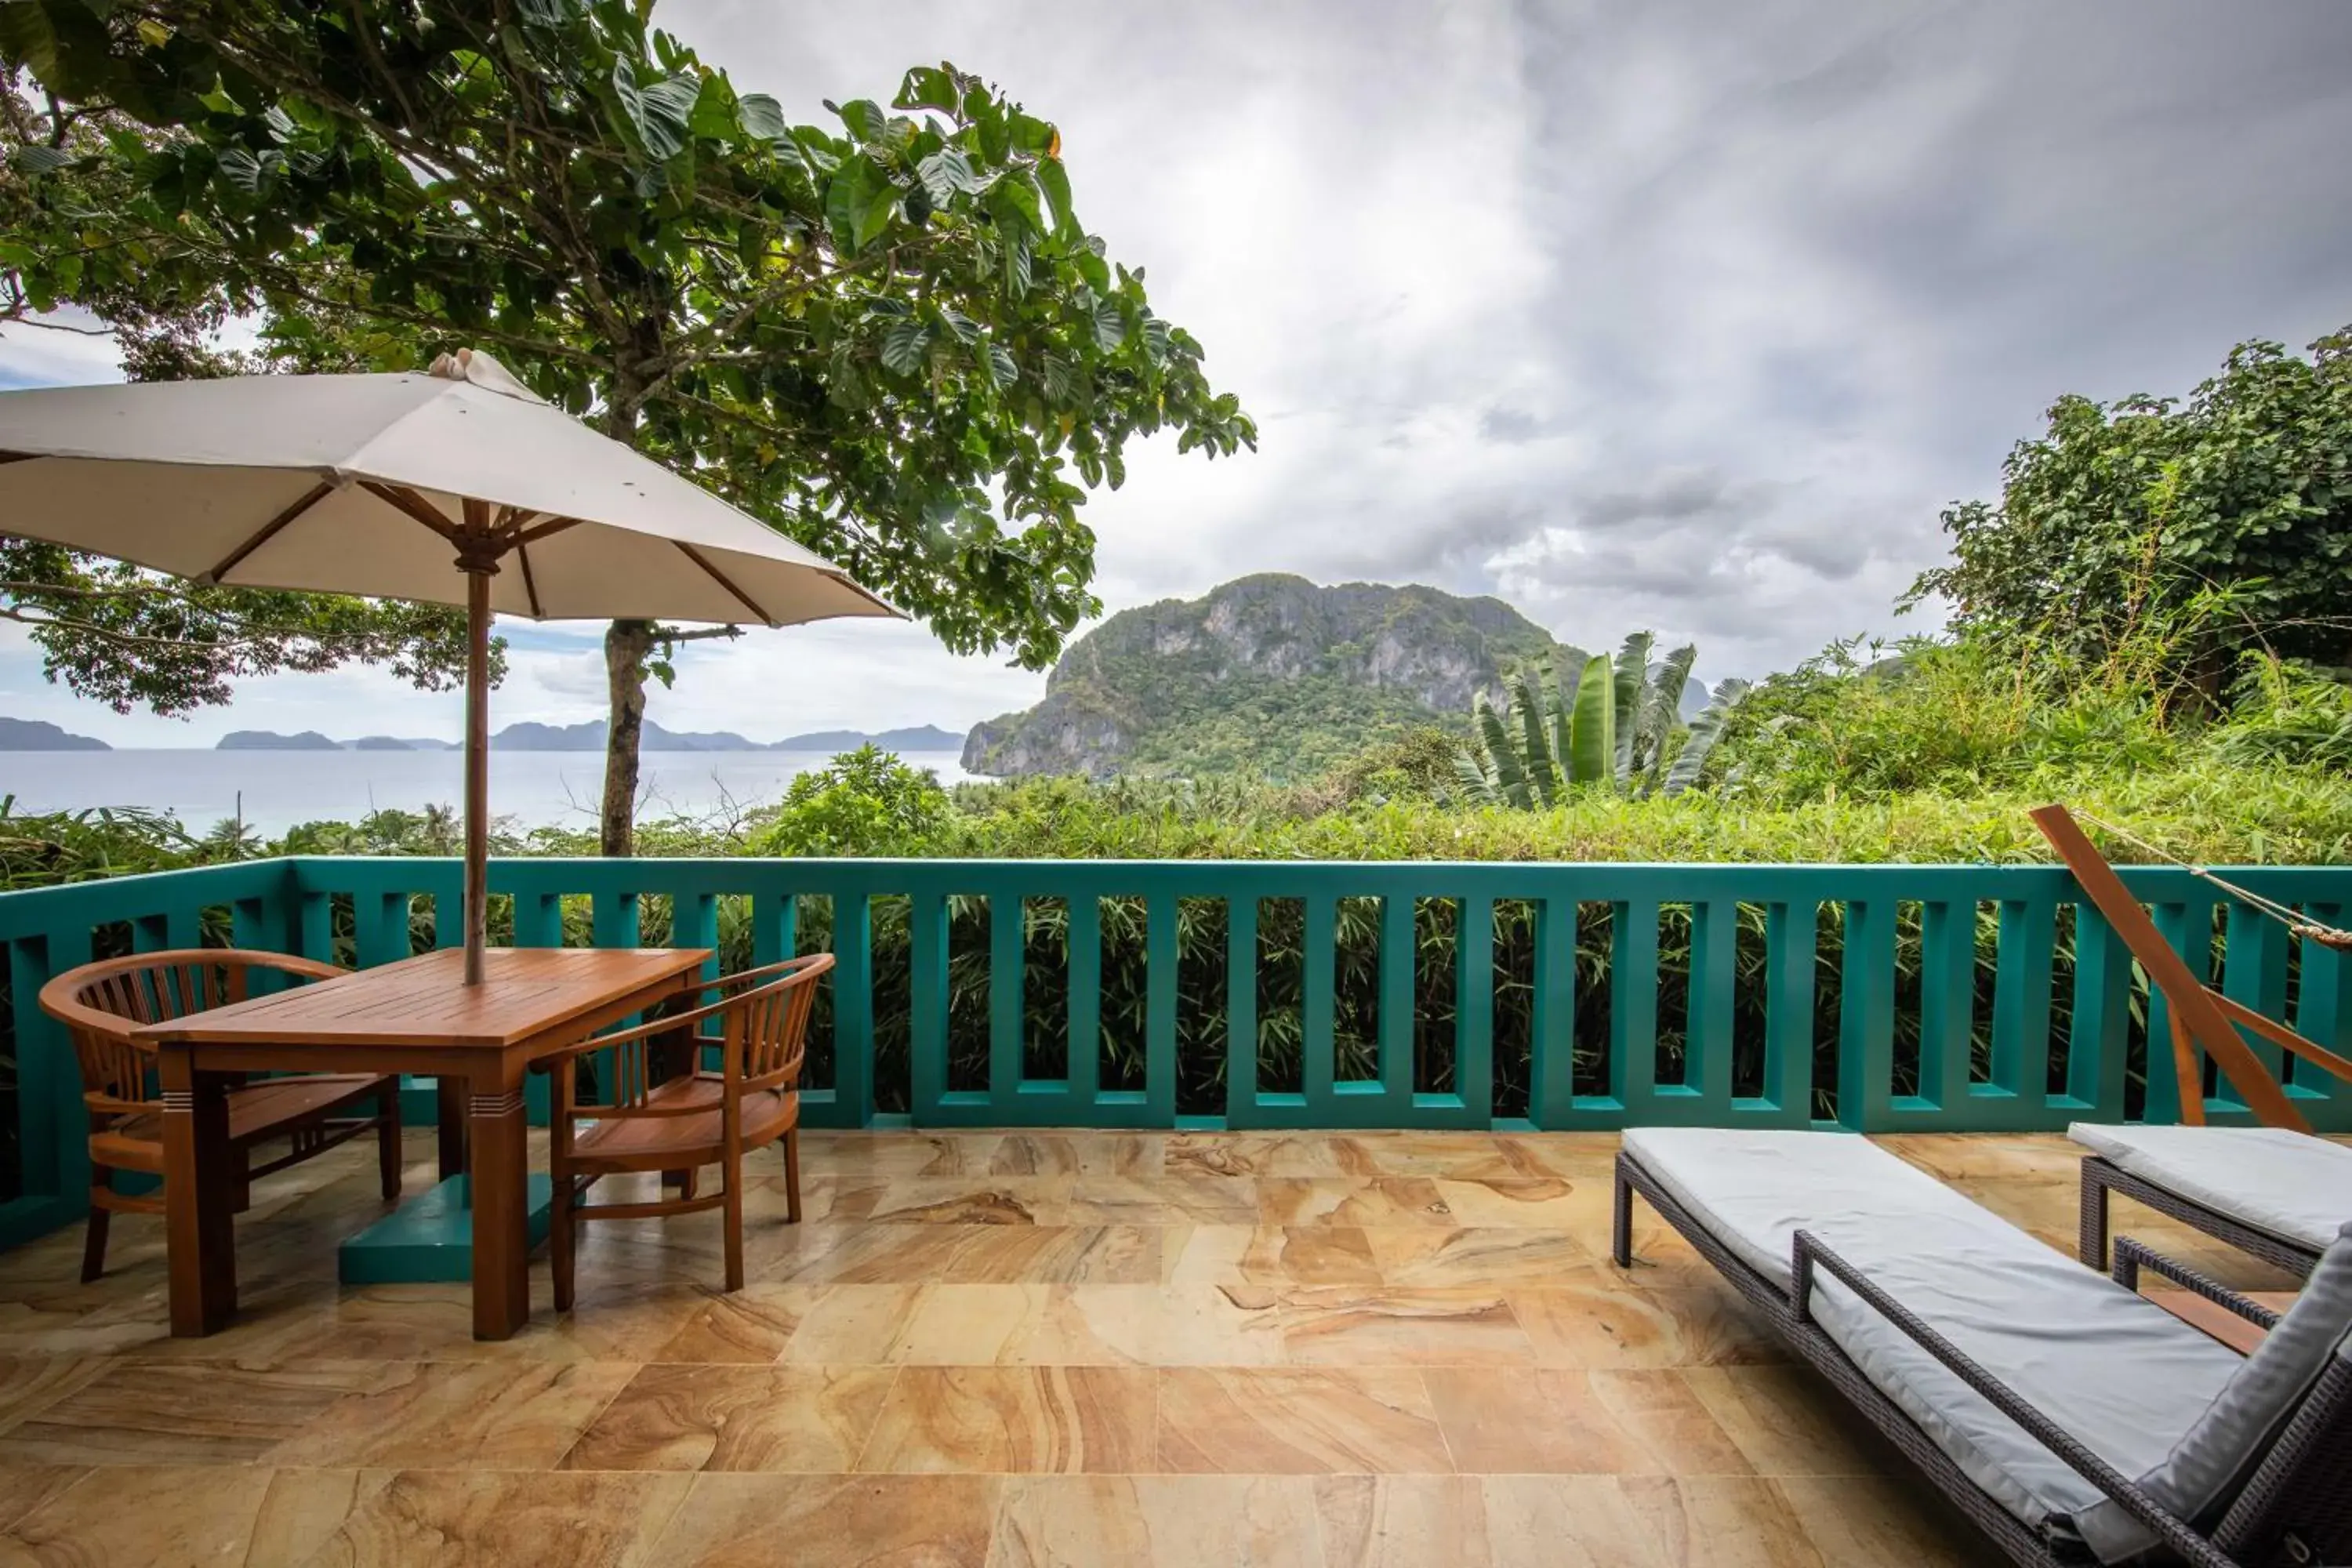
[159,1047,237,1336]
[435,1077,469,1180]
[467,1067,531,1340]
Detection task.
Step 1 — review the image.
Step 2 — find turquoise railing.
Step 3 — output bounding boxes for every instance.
[3,855,2349,1247]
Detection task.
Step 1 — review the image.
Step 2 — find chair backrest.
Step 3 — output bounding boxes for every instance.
[727,953,831,1090]
[38,949,342,1112]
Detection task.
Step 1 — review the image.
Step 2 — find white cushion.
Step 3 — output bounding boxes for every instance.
[2070,1123,2352,1254]
[1621,1128,2247,1559]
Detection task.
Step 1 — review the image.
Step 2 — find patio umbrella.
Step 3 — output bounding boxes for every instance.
[0,350,898,982]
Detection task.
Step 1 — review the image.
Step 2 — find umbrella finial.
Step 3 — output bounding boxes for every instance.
[428,348,546,405]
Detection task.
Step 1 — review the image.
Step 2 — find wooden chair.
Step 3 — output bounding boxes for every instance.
[38,949,403,1282]
[542,953,831,1305]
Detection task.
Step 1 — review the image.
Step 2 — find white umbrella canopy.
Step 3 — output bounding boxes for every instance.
[0,350,899,982]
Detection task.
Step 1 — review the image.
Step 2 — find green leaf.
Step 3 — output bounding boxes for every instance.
[916,147,973,205]
[1041,353,1077,403]
[894,65,960,114]
[1090,299,1126,352]
[880,318,930,376]
[1036,157,1074,234]
[1568,652,1615,787]
[216,146,267,193]
[839,97,887,143]
[612,58,697,162]
[1661,679,1750,796]
[825,154,884,254]
[737,92,789,143]
[1611,632,1653,785]
[10,145,75,175]
[986,343,1018,388]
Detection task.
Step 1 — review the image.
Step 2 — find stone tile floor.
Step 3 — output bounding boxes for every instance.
[0,1129,2299,1566]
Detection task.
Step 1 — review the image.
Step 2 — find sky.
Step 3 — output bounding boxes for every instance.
[4,0,2350,747]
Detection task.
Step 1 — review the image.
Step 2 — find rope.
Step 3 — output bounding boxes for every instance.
[2075,811,2352,952]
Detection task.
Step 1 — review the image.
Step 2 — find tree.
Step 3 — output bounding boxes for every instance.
[1907,328,2352,691]
[1454,633,1751,805]
[0,88,489,715]
[1,2,1254,853]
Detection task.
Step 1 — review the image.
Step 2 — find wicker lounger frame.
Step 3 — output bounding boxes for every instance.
[2078,1156,2325,1282]
[1613,1150,2352,1568]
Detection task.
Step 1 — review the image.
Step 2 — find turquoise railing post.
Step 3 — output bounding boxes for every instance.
[1610,901,1659,1119]
[6,934,68,1246]
[1450,895,1494,1127]
[1301,894,1337,1107]
[2297,904,2352,1131]
[1224,895,1264,1126]
[1838,898,1896,1129]
[2065,902,2132,1119]
[1144,894,1179,1124]
[824,889,875,1128]
[1375,891,1415,1117]
[2141,900,2209,1124]
[1067,895,1102,1112]
[1918,899,1976,1114]
[1527,895,1577,1127]
[908,890,951,1119]
[1759,900,1817,1123]
[1681,899,1737,1116]
[989,892,1025,1112]
[1989,898,2053,1112]
[2222,902,2289,1104]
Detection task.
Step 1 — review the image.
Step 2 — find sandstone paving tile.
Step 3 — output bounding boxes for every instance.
[991,1474,1322,1568]
[856,1366,1157,1475]
[1156,1367,1453,1475]
[644,1472,999,1567]
[269,1359,640,1471]
[560,1362,895,1472]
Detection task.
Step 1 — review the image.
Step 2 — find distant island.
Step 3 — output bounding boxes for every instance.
[964,573,1565,779]
[0,717,109,751]
[204,722,962,753]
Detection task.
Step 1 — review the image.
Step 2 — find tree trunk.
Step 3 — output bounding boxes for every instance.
[601,618,655,857]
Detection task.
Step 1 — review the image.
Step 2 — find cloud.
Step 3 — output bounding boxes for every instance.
[6,0,2350,746]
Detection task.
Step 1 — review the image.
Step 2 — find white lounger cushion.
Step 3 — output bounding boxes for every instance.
[2070,1122,2352,1254]
[1621,1128,2249,1559]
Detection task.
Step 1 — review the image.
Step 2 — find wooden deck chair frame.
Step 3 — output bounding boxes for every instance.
[2034,804,2352,1275]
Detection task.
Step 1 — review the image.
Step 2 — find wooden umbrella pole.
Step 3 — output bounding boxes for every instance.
[463,561,492,986]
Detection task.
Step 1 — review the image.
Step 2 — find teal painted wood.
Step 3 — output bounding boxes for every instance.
[1989,899,2054,1109]
[2141,902,2208,1124]
[1067,897,1102,1109]
[1757,900,1817,1125]
[821,892,875,1128]
[2296,905,2352,1131]
[2223,903,2289,1105]
[908,891,953,1120]
[1913,899,1976,1116]
[1443,896,1494,1131]
[1377,893,1416,1118]
[1302,895,1337,1105]
[1684,899,1737,1112]
[1144,895,1179,1125]
[1837,898,1896,1129]
[1611,902,1659,1118]
[1528,896,1577,1127]
[989,895,1025,1109]
[2065,904,2132,1119]
[1225,896,1266,1127]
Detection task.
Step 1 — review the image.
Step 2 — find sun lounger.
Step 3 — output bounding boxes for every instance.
[2073,1123,2352,1279]
[1613,1127,2352,1566]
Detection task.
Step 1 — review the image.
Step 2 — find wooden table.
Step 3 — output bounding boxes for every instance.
[135,946,711,1341]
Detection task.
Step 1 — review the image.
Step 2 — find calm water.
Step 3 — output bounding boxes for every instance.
[1,749,974,835]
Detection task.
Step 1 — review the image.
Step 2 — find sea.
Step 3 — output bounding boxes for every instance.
[1,749,975,836]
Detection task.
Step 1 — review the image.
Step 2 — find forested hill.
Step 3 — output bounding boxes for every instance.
[962,574,1561,778]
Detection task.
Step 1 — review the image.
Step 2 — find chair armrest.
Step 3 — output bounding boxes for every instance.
[1790,1230,2242,1568]
[2113,1237,2281,1333]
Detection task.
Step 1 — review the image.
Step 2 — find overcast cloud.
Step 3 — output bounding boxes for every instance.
[5,0,2349,744]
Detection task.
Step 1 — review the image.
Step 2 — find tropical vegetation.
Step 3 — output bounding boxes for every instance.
[1454,632,1751,806]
